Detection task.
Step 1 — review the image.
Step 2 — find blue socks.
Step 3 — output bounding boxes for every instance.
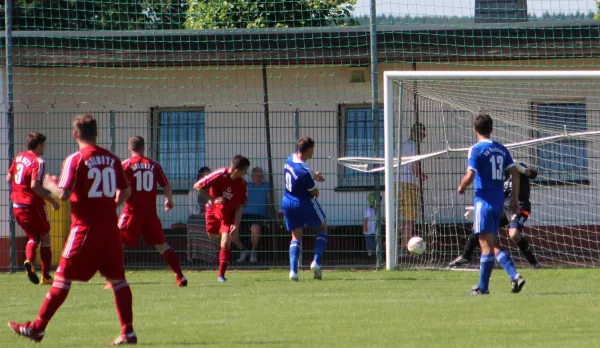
[496,249,519,280]
[314,232,328,265]
[478,253,495,291]
[289,240,301,273]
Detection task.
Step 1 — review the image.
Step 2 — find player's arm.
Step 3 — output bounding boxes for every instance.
[6,161,14,183]
[508,166,520,213]
[155,164,174,211]
[44,177,70,201]
[457,169,475,194]
[193,172,224,204]
[514,162,538,179]
[362,216,368,234]
[115,161,131,207]
[31,181,59,210]
[230,204,245,234]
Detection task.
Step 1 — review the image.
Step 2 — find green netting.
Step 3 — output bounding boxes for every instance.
[0,0,599,270]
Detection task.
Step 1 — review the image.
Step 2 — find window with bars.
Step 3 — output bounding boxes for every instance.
[535,102,588,184]
[339,106,383,188]
[152,109,206,190]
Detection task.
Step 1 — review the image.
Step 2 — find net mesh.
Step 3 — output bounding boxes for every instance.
[0,0,599,271]
[389,77,600,269]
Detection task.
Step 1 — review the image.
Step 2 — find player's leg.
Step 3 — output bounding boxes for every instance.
[14,208,41,284]
[494,211,525,293]
[289,228,303,281]
[449,233,478,267]
[508,211,540,268]
[399,183,417,256]
[147,215,186,286]
[37,206,53,283]
[308,200,328,280]
[99,227,136,344]
[217,224,233,282]
[470,200,494,295]
[249,223,261,263]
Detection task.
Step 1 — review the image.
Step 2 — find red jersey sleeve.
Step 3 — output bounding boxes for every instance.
[196,169,224,191]
[31,158,45,183]
[115,160,129,191]
[154,162,169,187]
[58,153,82,190]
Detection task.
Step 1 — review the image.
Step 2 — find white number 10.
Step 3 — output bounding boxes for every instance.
[489,155,504,180]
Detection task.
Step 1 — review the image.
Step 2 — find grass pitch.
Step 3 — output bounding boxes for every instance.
[1,269,600,347]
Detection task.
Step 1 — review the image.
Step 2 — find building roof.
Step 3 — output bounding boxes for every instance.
[2,20,599,67]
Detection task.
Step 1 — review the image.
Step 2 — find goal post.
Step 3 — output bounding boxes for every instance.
[381,70,600,270]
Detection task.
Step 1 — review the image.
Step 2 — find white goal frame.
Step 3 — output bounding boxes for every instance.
[383,70,600,270]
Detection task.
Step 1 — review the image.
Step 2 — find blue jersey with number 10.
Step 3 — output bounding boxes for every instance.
[468,139,515,207]
[283,154,316,202]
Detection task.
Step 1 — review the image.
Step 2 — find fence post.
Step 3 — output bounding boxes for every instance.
[5,0,16,273]
[369,0,383,270]
[109,110,116,154]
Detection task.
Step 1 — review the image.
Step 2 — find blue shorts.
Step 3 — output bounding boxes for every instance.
[473,197,503,235]
[281,197,326,231]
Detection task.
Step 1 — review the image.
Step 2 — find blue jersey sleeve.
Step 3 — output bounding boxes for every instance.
[467,146,479,172]
[300,172,316,192]
[503,148,515,170]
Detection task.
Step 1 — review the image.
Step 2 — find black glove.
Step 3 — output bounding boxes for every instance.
[529,169,538,180]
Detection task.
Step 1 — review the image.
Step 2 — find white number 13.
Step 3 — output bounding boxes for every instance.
[489,155,504,180]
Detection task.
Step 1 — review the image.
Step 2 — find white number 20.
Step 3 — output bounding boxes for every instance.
[489,155,504,180]
[88,167,117,198]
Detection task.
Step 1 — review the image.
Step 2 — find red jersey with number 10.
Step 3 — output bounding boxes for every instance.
[8,151,45,207]
[121,156,169,215]
[197,168,247,222]
[58,145,129,224]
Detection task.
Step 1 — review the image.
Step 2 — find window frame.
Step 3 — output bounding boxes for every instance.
[337,104,384,190]
[530,100,590,186]
[151,107,206,192]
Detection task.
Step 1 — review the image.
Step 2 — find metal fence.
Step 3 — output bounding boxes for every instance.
[1,109,390,271]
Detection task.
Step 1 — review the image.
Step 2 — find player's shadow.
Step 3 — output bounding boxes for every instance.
[139,340,299,346]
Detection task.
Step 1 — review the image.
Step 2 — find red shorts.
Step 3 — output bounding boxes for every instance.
[205,209,233,235]
[13,206,51,240]
[118,212,165,247]
[56,221,125,282]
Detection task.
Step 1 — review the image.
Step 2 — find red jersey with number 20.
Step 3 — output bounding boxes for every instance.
[197,168,247,223]
[58,145,129,224]
[121,156,169,215]
[8,151,46,207]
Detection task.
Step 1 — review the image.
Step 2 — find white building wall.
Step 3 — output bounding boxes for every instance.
[5,60,599,228]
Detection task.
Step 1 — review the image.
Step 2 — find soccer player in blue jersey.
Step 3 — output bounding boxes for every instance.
[457,113,526,295]
[282,137,327,281]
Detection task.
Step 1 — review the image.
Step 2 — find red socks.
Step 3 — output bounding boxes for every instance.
[161,248,183,278]
[218,248,232,278]
[112,281,134,335]
[25,240,37,263]
[40,245,52,278]
[33,280,71,331]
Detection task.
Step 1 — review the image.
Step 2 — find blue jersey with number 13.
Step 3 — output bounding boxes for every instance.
[468,139,515,207]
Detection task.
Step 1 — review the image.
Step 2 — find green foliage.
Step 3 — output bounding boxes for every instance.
[184,0,356,29]
[1,0,187,30]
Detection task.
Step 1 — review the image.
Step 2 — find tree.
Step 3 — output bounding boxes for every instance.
[184,0,356,29]
[1,0,187,30]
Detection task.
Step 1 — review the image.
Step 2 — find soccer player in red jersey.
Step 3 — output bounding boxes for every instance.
[194,155,249,282]
[114,136,186,287]
[6,132,59,285]
[8,115,137,345]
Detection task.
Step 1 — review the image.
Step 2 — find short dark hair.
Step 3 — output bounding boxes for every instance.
[297,137,315,154]
[411,122,426,134]
[73,114,97,141]
[128,136,145,153]
[26,132,46,151]
[231,155,250,171]
[197,166,211,180]
[474,113,493,136]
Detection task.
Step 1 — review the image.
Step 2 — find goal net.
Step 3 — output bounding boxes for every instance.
[345,71,600,270]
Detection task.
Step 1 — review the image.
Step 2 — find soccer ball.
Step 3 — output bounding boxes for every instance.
[407,236,426,256]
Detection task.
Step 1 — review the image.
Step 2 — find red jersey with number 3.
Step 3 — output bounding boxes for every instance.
[121,156,168,215]
[8,151,46,207]
[58,145,129,224]
[196,168,247,222]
